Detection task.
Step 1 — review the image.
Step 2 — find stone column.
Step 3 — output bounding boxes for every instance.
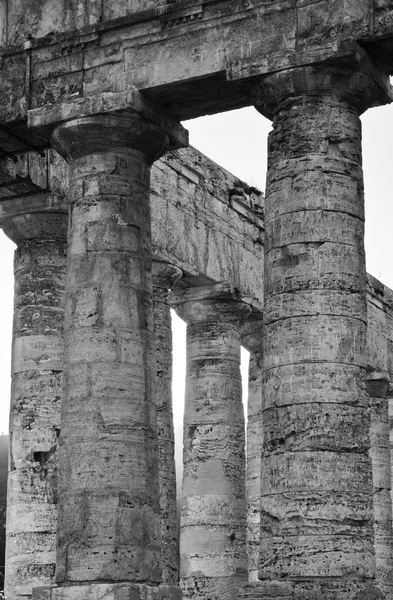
[171,285,250,600]
[240,62,391,600]
[33,114,183,600]
[366,372,393,598]
[152,259,182,586]
[240,319,263,583]
[0,193,67,600]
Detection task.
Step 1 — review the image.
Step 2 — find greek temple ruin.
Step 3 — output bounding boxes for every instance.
[2,1,393,599]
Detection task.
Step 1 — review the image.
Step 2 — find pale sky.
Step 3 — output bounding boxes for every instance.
[1,103,393,434]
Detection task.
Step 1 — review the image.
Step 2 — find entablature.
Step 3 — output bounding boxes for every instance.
[1,0,393,153]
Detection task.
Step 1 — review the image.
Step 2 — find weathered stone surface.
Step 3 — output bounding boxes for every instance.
[241,320,263,582]
[250,61,389,597]
[0,137,265,598]
[366,275,393,376]
[367,377,393,598]
[2,3,393,594]
[44,113,183,598]
[0,435,8,592]
[171,286,250,600]
[152,260,182,586]
[0,143,264,311]
[238,580,386,600]
[0,196,67,600]
[1,0,393,148]
[32,582,183,600]
[151,147,264,309]
[366,277,393,599]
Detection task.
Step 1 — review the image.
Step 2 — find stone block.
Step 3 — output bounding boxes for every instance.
[263,363,367,409]
[264,314,367,370]
[261,451,373,495]
[32,583,182,600]
[238,580,386,600]
[12,335,63,373]
[297,0,369,48]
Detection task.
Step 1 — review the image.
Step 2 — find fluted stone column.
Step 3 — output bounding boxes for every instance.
[171,285,250,600]
[0,193,67,600]
[32,114,184,600]
[239,61,391,600]
[152,259,182,586]
[366,372,393,599]
[241,320,263,582]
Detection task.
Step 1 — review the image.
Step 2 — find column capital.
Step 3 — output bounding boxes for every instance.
[152,260,182,290]
[170,283,252,325]
[0,192,68,245]
[253,55,392,120]
[240,319,263,354]
[52,114,170,165]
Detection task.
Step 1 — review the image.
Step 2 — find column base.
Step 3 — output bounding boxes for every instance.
[32,583,182,600]
[238,581,386,600]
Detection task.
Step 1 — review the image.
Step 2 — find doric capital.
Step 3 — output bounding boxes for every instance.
[152,260,182,290]
[52,115,170,165]
[240,319,264,354]
[0,192,68,245]
[170,283,252,325]
[253,56,392,120]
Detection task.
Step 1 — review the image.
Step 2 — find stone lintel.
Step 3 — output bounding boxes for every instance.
[0,192,67,227]
[228,37,358,82]
[367,273,393,309]
[228,38,391,94]
[32,583,182,600]
[3,1,393,135]
[28,89,188,152]
[3,2,393,139]
[0,152,48,196]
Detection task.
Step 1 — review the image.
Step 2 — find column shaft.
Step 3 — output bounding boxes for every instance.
[366,374,393,598]
[246,63,390,600]
[152,260,182,586]
[241,320,263,582]
[42,114,183,600]
[1,201,67,600]
[173,287,250,600]
[53,116,167,585]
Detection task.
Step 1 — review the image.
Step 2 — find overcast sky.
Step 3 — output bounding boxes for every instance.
[0,103,393,434]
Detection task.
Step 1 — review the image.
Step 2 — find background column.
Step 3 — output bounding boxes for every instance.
[241,62,390,600]
[241,319,263,583]
[366,372,393,598]
[171,286,250,600]
[152,259,182,586]
[0,194,67,600]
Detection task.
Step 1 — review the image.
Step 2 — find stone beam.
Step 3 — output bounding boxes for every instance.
[1,1,393,149]
[0,150,68,199]
[0,145,264,313]
[151,146,264,314]
[367,274,393,378]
